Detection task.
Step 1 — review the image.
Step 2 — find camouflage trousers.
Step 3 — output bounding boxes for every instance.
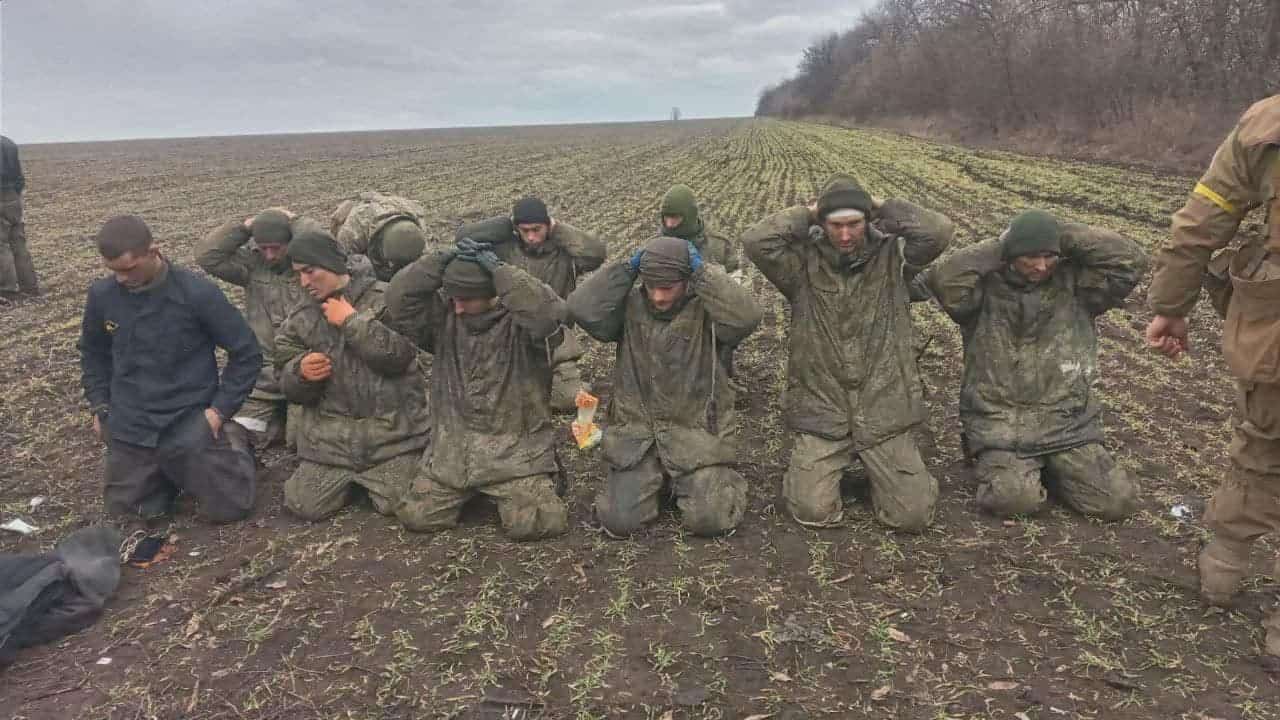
[784,431,937,533]
[0,194,37,295]
[284,453,415,522]
[104,410,255,524]
[974,443,1137,520]
[397,471,568,541]
[595,447,747,538]
[1207,381,1280,544]
[550,329,585,413]
[231,392,289,451]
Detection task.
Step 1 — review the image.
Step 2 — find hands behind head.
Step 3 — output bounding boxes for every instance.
[628,248,644,275]
[686,241,703,274]
[455,237,502,274]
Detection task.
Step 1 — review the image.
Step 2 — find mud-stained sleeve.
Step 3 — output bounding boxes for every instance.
[342,302,420,377]
[329,199,355,239]
[877,198,953,278]
[194,220,254,287]
[924,239,1003,324]
[385,249,450,353]
[493,264,568,346]
[552,222,608,274]
[690,263,762,347]
[1060,223,1149,316]
[741,206,810,300]
[274,311,326,406]
[1148,127,1276,317]
[706,231,740,274]
[568,260,633,343]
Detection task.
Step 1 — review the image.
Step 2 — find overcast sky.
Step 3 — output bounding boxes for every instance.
[0,0,870,143]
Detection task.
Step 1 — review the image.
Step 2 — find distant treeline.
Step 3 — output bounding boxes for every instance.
[756,0,1280,158]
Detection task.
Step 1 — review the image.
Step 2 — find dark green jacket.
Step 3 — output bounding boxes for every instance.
[570,261,762,473]
[387,252,567,488]
[742,199,952,448]
[274,273,429,470]
[923,226,1147,457]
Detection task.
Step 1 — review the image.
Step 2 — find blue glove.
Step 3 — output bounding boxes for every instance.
[687,241,704,274]
[628,248,644,275]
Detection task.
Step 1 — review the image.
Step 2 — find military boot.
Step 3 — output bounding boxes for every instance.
[550,360,583,414]
[1199,536,1251,606]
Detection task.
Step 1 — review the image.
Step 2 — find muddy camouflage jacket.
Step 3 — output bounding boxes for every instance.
[1149,95,1280,316]
[274,273,429,471]
[457,216,608,299]
[570,261,763,473]
[742,199,952,448]
[386,253,567,488]
[330,192,428,281]
[924,227,1147,457]
[196,219,310,397]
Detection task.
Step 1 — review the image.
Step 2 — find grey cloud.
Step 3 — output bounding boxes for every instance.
[1,0,873,142]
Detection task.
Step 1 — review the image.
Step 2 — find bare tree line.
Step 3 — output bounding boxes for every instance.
[757,0,1280,140]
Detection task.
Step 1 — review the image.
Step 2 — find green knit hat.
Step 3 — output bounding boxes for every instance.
[1002,210,1062,259]
[251,210,292,246]
[659,184,701,239]
[816,173,873,220]
[288,228,348,275]
[377,219,427,268]
[442,258,496,299]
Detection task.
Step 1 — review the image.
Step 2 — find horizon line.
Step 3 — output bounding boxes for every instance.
[21,115,756,146]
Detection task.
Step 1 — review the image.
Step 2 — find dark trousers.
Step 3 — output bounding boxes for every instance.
[104,410,255,523]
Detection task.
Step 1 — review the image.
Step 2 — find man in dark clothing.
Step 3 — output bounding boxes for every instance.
[0,135,38,301]
[78,215,260,522]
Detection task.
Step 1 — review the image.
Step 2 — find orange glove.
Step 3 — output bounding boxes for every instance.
[300,352,333,381]
[322,296,356,327]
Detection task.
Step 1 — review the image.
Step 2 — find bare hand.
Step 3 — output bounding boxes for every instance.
[92,414,104,442]
[870,195,885,210]
[267,206,296,220]
[322,296,356,326]
[1145,315,1188,358]
[300,352,333,381]
[807,200,818,223]
[205,408,224,439]
[243,216,255,230]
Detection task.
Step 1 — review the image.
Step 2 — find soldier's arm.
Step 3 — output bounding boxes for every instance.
[552,222,608,273]
[876,199,954,278]
[342,301,420,377]
[197,281,262,421]
[924,239,1003,324]
[495,265,569,347]
[329,199,355,238]
[691,263,762,348]
[1148,126,1277,317]
[194,219,254,287]
[12,141,24,195]
[568,260,633,343]
[1060,223,1149,316]
[741,206,809,300]
[385,249,451,353]
[77,287,113,416]
[274,313,326,406]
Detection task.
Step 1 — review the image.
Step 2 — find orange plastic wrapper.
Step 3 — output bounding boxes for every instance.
[570,390,602,450]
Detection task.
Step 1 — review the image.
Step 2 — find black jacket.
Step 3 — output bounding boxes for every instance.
[78,262,261,447]
[0,136,23,194]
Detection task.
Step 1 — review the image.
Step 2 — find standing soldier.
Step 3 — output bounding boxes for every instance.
[569,235,763,537]
[921,210,1147,519]
[0,135,38,301]
[329,191,430,281]
[1145,95,1280,656]
[273,229,429,521]
[457,197,607,411]
[387,240,570,540]
[196,209,309,449]
[78,215,260,523]
[742,174,952,533]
